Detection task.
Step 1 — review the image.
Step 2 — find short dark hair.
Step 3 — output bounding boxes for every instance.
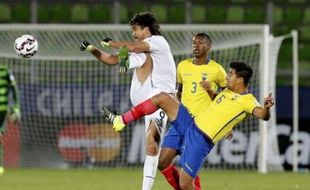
[229,61,253,86]
[129,12,161,35]
[195,33,212,46]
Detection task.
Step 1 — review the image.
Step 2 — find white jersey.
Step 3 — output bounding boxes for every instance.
[128,36,176,133]
[128,35,177,106]
[143,35,176,93]
[128,53,152,106]
[130,70,165,106]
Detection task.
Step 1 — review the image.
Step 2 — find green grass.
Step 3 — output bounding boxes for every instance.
[0,168,309,190]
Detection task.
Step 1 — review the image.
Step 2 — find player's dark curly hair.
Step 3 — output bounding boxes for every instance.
[129,12,161,35]
[229,61,253,86]
[195,33,212,46]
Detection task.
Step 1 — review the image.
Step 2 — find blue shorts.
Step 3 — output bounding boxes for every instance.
[161,123,184,154]
[166,104,214,178]
[161,104,193,153]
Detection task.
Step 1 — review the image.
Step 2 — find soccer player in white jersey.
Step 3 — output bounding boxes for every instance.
[80,11,176,190]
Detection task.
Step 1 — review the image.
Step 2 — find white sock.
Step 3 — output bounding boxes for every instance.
[142,155,159,190]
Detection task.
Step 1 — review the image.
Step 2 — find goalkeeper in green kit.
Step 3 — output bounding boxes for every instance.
[0,66,20,175]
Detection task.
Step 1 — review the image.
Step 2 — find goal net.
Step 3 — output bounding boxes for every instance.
[0,24,281,171]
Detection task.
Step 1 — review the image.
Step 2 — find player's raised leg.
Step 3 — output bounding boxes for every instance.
[102,92,178,132]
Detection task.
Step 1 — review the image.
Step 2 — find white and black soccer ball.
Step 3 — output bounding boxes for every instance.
[14,34,38,58]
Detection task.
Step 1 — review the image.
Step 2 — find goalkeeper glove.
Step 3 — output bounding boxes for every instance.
[100,37,112,47]
[117,46,129,74]
[80,40,93,51]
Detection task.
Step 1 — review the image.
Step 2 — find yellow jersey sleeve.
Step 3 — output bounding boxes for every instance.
[243,94,261,114]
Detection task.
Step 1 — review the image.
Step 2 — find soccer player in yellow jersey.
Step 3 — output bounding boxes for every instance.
[102,61,274,190]
[177,33,226,116]
[157,33,227,190]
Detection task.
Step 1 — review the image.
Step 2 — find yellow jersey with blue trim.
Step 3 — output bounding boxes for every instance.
[177,58,227,116]
[194,89,261,143]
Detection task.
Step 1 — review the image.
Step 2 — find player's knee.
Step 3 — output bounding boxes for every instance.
[146,142,158,155]
[154,92,170,105]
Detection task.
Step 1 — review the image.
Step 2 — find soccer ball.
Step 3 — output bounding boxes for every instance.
[14,34,38,58]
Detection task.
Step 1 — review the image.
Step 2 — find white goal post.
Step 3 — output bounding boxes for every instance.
[0,24,290,172]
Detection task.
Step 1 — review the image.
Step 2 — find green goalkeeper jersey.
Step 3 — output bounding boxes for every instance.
[0,67,19,112]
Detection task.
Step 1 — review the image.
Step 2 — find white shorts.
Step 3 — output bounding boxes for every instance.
[130,73,169,137]
[129,53,173,137]
[144,108,168,138]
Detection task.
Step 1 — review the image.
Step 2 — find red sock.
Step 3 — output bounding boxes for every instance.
[121,99,158,124]
[194,175,201,190]
[160,165,181,190]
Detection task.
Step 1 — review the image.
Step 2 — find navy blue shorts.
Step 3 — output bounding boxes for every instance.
[164,104,214,178]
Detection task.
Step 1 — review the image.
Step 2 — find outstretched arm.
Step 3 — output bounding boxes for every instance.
[91,47,119,65]
[253,93,275,121]
[80,40,119,65]
[200,81,226,100]
[101,38,150,53]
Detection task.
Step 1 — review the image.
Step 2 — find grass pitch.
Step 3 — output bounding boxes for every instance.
[0,168,308,190]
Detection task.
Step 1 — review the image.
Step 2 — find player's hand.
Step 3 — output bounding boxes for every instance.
[80,40,93,51]
[100,37,112,47]
[200,80,212,93]
[264,93,274,109]
[117,46,129,74]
